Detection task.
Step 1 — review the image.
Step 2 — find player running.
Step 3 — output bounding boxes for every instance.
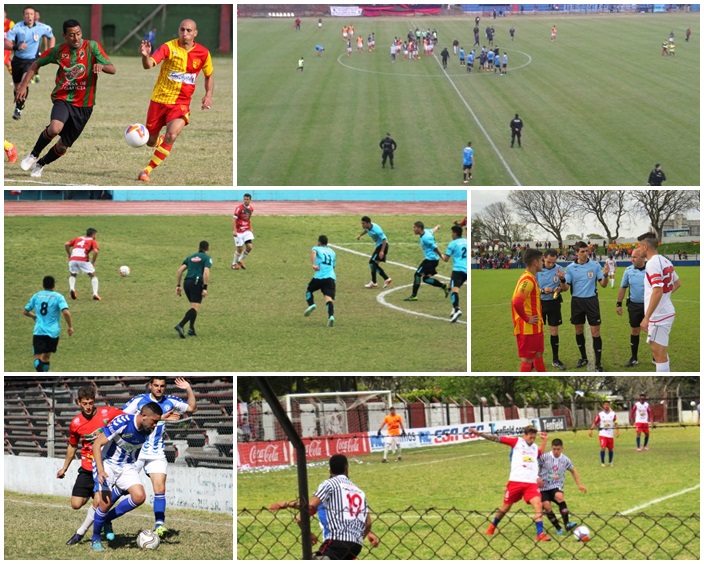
[605,254,616,288]
[440,225,467,322]
[630,393,652,452]
[121,377,197,537]
[232,193,254,270]
[304,235,337,327]
[65,228,101,301]
[356,216,392,289]
[404,222,449,301]
[589,400,620,467]
[377,406,406,462]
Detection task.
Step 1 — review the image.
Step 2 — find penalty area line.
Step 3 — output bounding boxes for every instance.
[620,484,700,515]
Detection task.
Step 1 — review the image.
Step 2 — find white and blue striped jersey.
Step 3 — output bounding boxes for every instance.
[122,393,189,458]
[538,452,574,491]
[97,413,152,468]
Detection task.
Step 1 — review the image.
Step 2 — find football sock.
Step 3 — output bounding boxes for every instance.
[154,494,166,527]
[608,450,613,463]
[600,450,605,464]
[91,276,99,296]
[636,436,641,448]
[34,359,43,372]
[643,434,649,448]
[655,360,670,372]
[412,274,421,296]
[189,310,198,330]
[31,128,54,157]
[535,521,544,535]
[105,494,139,522]
[326,301,334,317]
[370,263,377,284]
[576,333,587,359]
[533,357,546,372]
[92,507,108,541]
[69,276,76,292]
[144,142,172,174]
[306,291,314,306]
[492,515,503,527]
[179,307,196,328]
[593,336,602,365]
[232,251,238,265]
[38,144,66,166]
[520,361,533,372]
[557,501,570,525]
[43,361,50,372]
[630,335,640,359]
[377,265,388,281]
[77,505,96,535]
[545,510,560,530]
[423,276,444,288]
[451,292,460,310]
[550,335,559,359]
[240,251,249,262]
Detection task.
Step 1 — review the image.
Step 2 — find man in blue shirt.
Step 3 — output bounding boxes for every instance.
[564,242,609,371]
[616,248,647,367]
[3,5,54,119]
[536,249,569,370]
[23,275,74,372]
[305,235,337,327]
[440,225,467,322]
[463,141,474,184]
[405,221,449,302]
[356,216,392,289]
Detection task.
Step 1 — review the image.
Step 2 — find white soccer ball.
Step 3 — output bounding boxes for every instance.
[125,123,148,148]
[118,265,131,277]
[137,529,160,549]
[573,524,591,542]
[691,401,697,408]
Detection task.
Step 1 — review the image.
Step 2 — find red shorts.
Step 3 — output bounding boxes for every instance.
[516,333,544,359]
[145,100,191,136]
[635,423,650,435]
[503,481,540,505]
[599,436,614,450]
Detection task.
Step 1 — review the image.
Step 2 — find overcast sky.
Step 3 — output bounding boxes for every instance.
[470,190,698,241]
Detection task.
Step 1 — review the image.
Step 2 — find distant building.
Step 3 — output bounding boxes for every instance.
[662,213,700,237]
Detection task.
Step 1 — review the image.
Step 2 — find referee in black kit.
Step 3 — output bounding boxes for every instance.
[380,132,397,169]
[269,454,378,559]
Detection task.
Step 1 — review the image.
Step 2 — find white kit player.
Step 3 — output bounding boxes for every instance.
[630,393,652,451]
[589,400,619,467]
[605,255,616,288]
[232,192,254,270]
[637,232,680,372]
[65,227,101,300]
[122,377,197,537]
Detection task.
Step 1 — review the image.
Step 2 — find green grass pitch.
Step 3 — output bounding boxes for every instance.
[3,55,233,186]
[237,13,699,186]
[4,213,466,372]
[471,266,699,372]
[237,425,700,559]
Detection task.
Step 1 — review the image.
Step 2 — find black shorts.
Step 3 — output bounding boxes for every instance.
[72,467,95,498]
[541,297,563,327]
[463,163,473,172]
[570,296,601,326]
[540,488,564,503]
[307,277,336,299]
[33,334,59,355]
[50,100,93,148]
[627,300,645,328]
[451,271,467,289]
[184,277,204,303]
[370,243,388,263]
[11,57,35,85]
[416,259,439,277]
[315,539,362,560]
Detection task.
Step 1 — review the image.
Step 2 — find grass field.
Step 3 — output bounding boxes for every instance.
[470,266,700,372]
[237,425,700,559]
[4,213,466,372]
[3,55,233,186]
[237,13,699,186]
[4,490,233,559]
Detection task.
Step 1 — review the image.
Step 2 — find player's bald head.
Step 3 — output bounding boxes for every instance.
[180,19,197,31]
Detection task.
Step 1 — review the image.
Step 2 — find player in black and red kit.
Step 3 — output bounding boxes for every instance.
[232,193,254,270]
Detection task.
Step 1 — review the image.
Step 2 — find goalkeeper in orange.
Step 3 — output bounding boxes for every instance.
[137,19,214,182]
[512,248,545,372]
[377,406,406,463]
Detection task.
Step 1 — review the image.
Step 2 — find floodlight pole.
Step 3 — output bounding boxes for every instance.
[254,377,312,560]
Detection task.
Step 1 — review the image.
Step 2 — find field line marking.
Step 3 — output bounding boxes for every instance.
[620,484,700,515]
[4,178,96,186]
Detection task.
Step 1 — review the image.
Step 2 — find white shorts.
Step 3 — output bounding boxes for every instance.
[384,436,400,449]
[235,231,254,247]
[95,462,142,493]
[134,457,168,476]
[69,261,96,275]
[647,319,673,347]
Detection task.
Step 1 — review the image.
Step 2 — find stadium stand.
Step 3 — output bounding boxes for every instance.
[4,377,233,469]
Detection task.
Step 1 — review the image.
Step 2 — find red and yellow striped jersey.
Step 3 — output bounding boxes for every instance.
[149,39,213,105]
[512,270,543,335]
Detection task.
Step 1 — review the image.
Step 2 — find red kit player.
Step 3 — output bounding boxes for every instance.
[589,400,620,467]
[630,393,652,451]
[65,228,101,300]
[232,193,254,270]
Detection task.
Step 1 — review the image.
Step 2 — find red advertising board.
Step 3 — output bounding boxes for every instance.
[237,440,289,469]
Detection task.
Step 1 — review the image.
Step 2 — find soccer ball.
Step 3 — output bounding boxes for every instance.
[118,265,131,277]
[124,123,148,148]
[573,525,591,542]
[691,401,697,408]
[137,530,159,549]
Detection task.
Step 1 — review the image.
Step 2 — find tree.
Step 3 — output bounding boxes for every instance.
[475,202,531,247]
[470,215,486,244]
[631,190,699,241]
[508,190,575,248]
[567,190,629,243]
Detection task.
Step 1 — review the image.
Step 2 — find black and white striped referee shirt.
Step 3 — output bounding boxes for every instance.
[538,452,574,491]
[313,475,368,545]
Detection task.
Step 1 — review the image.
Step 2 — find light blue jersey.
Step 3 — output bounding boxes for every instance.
[420,229,439,260]
[365,223,387,246]
[6,21,54,60]
[463,146,474,166]
[313,246,336,280]
[96,414,152,469]
[536,265,565,301]
[565,260,603,298]
[24,290,69,338]
[620,264,646,303]
[445,237,467,273]
[122,393,189,458]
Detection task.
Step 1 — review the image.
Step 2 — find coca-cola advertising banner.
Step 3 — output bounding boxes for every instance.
[237,440,289,469]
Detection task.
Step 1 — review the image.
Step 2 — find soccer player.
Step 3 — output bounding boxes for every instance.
[536,249,569,370]
[4,138,17,162]
[23,275,74,372]
[404,222,449,302]
[469,425,551,542]
[232,193,254,270]
[589,400,620,467]
[15,19,114,178]
[356,216,392,289]
[4,6,54,120]
[630,393,652,452]
[565,241,609,371]
[305,235,337,327]
[4,10,15,75]
[380,133,397,169]
[551,25,557,41]
[462,141,474,183]
[90,402,164,551]
[297,56,304,71]
[174,240,212,338]
[440,225,467,322]
[137,19,214,182]
[59,386,124,546]
[617,248,646,367]
[638,232,680,372]
[538,438,587,535]
[605,254,616,288]
[510,114,523,148]
[377,406,406,462]
[65,228,101,301]
[122,377,196,537]
[512,248,545,372]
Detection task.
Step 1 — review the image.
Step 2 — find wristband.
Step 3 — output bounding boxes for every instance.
[616,302,622,307]
[203,284,208,290]
[177,284,181,288]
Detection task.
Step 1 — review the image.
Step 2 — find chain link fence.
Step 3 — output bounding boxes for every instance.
[237,507,699,560]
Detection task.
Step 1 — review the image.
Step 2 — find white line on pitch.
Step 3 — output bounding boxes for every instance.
[620,484,700,515]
